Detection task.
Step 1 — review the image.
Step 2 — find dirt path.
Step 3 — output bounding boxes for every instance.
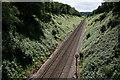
[30,18,86,79]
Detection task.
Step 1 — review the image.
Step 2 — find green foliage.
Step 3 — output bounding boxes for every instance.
[80,10,120,78]
[100,25,106,33]
[99,12,107,21]
[44,2,81,17]
[89,2,120,16]
[86,33,90,39]
[2,2,83,79]
[81,12,91,16]
[2,2,20,31]
[2,60,26,79]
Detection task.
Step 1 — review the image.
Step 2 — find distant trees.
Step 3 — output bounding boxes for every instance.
[13,2,81,20]
[89,2,120,16]
[81,12,91,16]
[44,2,81,16]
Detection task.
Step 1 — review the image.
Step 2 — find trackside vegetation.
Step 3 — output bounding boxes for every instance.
[2,2,83,79]
[79,2,120,79]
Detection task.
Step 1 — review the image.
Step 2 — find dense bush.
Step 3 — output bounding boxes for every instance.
[100,25,106,33]
[86,33,90,39]
[99,13,107,21]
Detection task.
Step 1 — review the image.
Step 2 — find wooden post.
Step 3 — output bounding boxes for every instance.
[75,54,79,78]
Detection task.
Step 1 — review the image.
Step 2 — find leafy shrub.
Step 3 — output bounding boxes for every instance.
[107,18,119,29]
[2,60,26,79]
[99,65,113,78]
[86,33,90,39]
[100,25,106,33]
[99,13,106,21]
[94,19,99,22]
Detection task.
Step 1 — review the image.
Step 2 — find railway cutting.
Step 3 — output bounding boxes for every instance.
[31,18,86,79]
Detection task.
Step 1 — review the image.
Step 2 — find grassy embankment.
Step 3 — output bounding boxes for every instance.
[79,11,120,78]
[2,2,84,79]
[3,10,83,79]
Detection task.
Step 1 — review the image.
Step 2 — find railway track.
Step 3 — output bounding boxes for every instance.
[31,18,86,79]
